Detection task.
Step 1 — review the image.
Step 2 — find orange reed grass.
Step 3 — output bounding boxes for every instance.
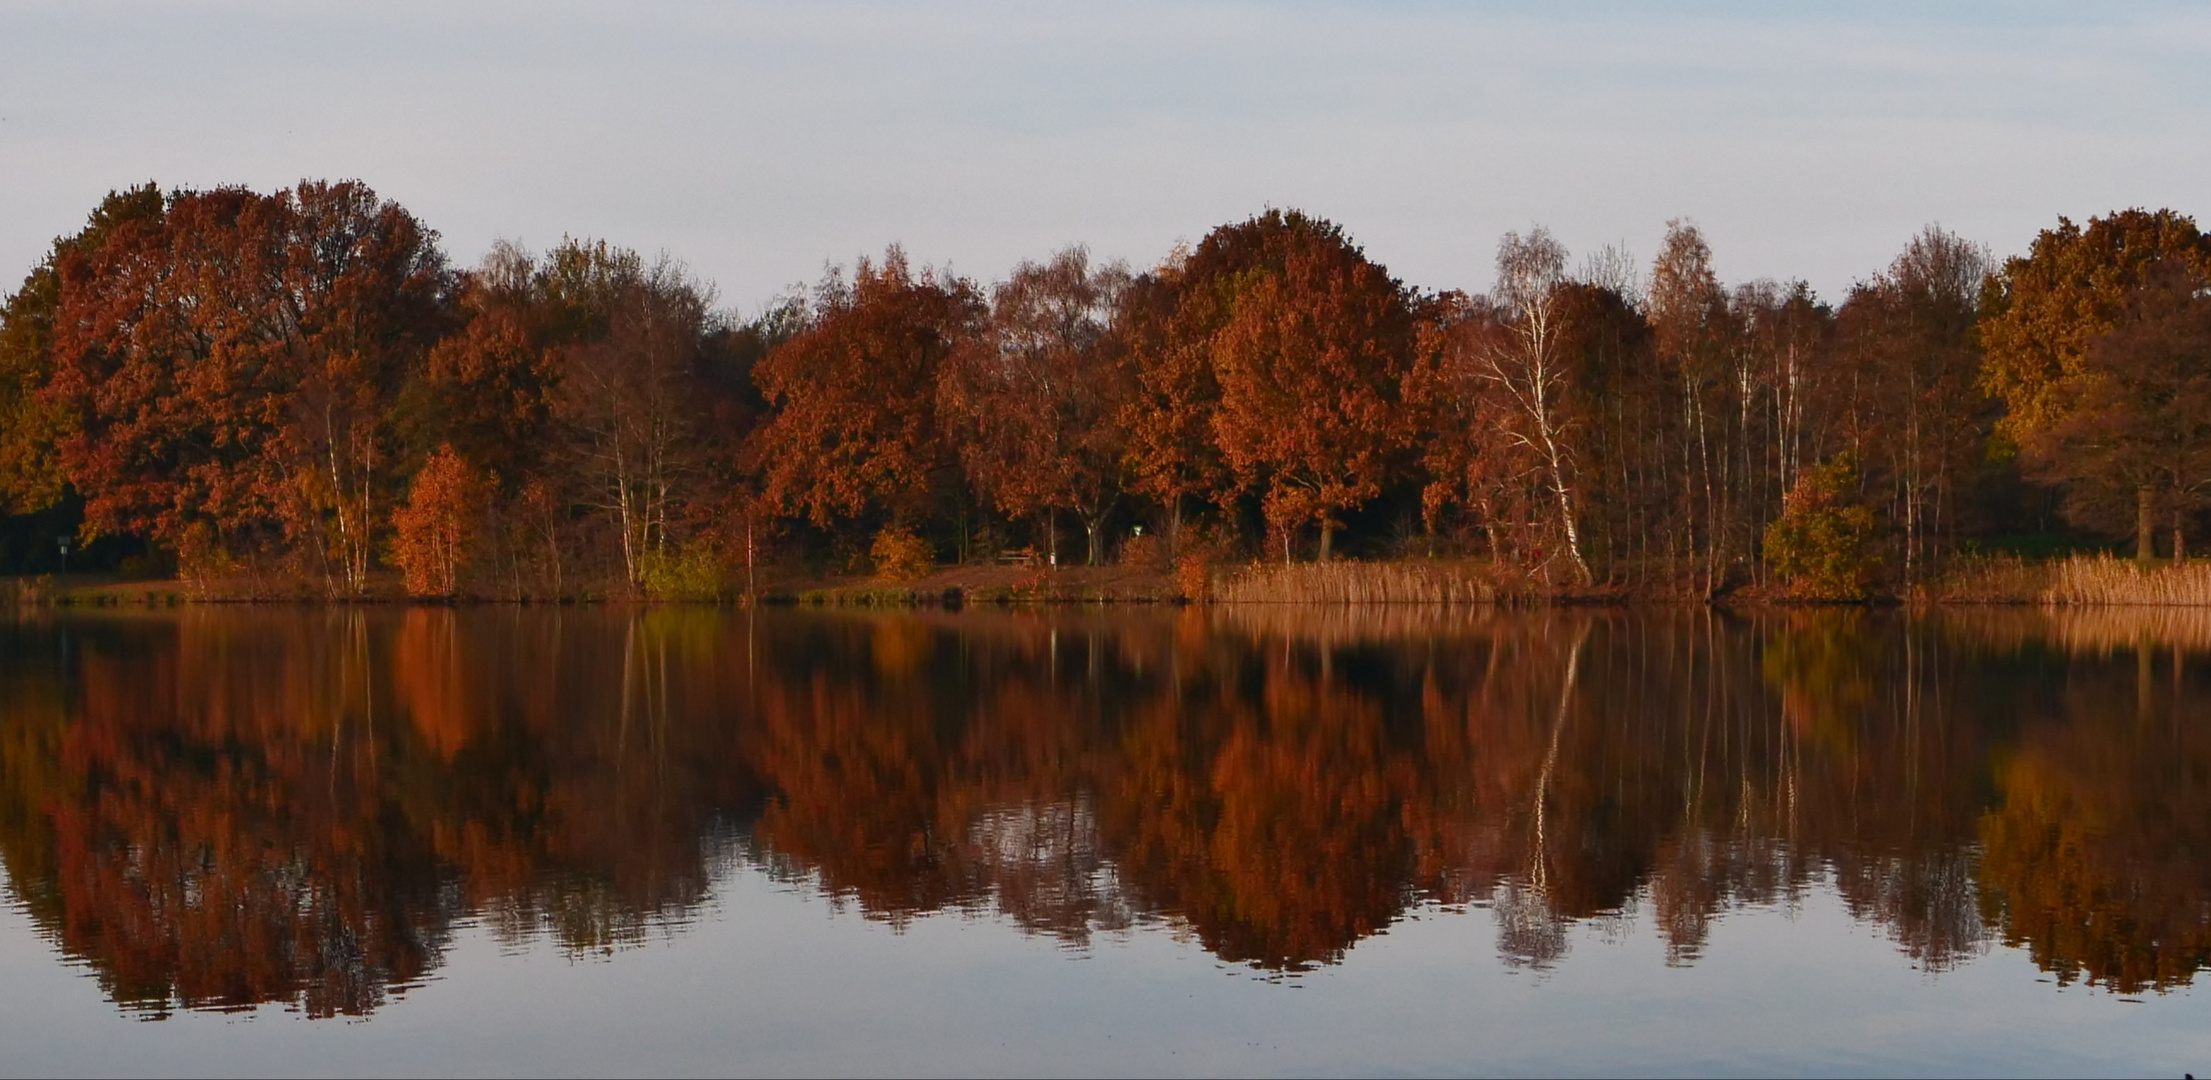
[1212,560,1497,605]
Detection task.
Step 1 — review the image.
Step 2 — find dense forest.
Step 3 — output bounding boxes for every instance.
[2,180,2207,598]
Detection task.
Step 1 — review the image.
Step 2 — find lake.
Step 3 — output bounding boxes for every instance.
[0,605,2204,1077]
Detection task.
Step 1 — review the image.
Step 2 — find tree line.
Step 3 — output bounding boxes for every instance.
[2,180,2206,596]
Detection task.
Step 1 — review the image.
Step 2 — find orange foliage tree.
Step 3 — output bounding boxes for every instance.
[0,185,163,516]
[1119,248,1229,558]
[751,249,984,533]
[938,246,1133,564]
[405,241,560,495]
[1979,209,2211,559]
[392,444,489,596]
[41,181,449,587]
[1204,211,1419,561]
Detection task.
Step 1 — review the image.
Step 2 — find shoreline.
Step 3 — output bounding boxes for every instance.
[5,581,2204,611]
[8,552,2205,610]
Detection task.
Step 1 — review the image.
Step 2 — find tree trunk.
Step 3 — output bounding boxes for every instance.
[1319,519,1335,562]
[2175,506,2188,566]
[2138,485,2156,562]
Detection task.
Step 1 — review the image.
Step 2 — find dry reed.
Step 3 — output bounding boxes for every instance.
[1924,554,2053,604]
[1212,560,1497,605]
[2040,554,2211,606]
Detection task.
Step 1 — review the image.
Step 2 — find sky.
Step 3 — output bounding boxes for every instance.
[2,1,2207,315]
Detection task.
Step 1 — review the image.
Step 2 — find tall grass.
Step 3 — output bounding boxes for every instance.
[1930,553,2211,606]
[1925,554,2053,604]
[1213,561,1497,604]
[2041,554,2211,606]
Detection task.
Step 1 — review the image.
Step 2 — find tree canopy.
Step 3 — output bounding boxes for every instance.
[5,180,2209,590]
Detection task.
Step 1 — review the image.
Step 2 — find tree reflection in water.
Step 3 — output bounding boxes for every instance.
[0,605,2206,1015]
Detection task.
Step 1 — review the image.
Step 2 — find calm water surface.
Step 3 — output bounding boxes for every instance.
[0,605,2205,1077]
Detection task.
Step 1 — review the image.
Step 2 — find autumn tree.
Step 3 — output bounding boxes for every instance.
[1979,209,2211,559]
[1833,227,1992,581]
[542,240,718,592]
[391,443,489,596]
[0,184,164,516]
[276,181,452,594]
[751,249,984,538]
[2036,262,2211,562]
[1203,211,1419,561]
[1119,246,1229,557]
[938,246,1133,564]
[402,240,560,492]
[41,181,449,588]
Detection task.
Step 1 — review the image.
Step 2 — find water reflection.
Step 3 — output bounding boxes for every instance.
[0,605,2205,1017]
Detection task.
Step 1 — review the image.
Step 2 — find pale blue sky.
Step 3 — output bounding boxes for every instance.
[2,2,2206,312]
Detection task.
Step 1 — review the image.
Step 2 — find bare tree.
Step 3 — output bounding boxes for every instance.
[1576,241,1644,309]
[549,243,716,592]
[1648,222,1727,591]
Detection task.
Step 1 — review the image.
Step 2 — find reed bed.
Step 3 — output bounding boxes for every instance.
[1924,554,2054,604]
[2040,554,2211,606]
[1928,553,2211,606]
[1212,560,1498,605]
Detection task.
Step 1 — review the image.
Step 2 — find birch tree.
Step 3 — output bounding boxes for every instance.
[546,241,716,591]
[1471,228,1591,584]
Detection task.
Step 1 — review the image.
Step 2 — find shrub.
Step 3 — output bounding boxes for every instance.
[175,521,234,585]
[391,444,489,597]
[870,526,936,581]
[1172,552,1212,601]
[640,544,724,601]
[1121,533,1167,572]
[1764,456,1879,600]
